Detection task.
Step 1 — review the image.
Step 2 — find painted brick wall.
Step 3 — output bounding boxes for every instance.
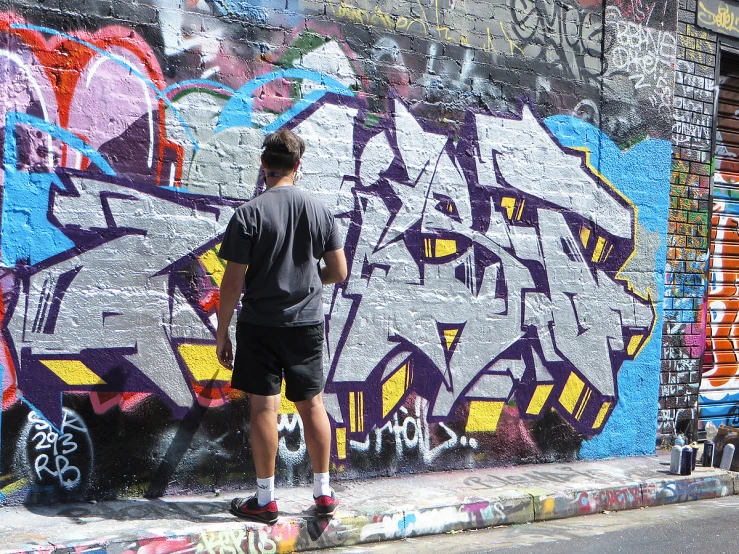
[660,0,716,443]
[0,0,677,503]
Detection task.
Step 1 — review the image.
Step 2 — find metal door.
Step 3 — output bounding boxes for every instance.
[702,56,739,430]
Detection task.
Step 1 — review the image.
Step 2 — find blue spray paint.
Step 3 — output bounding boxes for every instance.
[213,0,268,22]
[545,115,671,458]
[216,69,355,134]
[2,113,115,267]
[212,0,303,25]
[398,513,417,537]
[699,391,739,428]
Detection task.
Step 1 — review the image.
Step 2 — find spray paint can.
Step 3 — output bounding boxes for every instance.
[680,445,693,475]
[691,443,699,471]
[670,444,683,474]
[720,443,735,470]
[703,441,716,467]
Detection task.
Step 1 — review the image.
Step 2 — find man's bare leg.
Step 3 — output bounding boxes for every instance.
[228,393,281,520]
[295,393,331,473]
[248,393,281,508]
[296,392,338,515]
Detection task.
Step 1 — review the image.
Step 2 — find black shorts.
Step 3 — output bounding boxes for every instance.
[231,322,324,402]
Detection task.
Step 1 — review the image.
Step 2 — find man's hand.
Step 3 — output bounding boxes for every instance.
[216,260,247,370]
[216,333,234,369]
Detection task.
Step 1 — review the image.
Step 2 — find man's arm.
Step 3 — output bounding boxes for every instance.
[216,261,247,369]
[321,248,348,285]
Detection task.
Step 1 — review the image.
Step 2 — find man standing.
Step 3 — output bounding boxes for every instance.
[216,129,347,525]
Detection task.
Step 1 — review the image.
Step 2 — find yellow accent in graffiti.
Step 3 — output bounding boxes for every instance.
[501,197,516,219]
[382,361,411,417]
[570,146,656,356]
[359,392,364,432]
[516,198,525,220]
[575,388,592,421]
[349,393,356,432]
[499,20,525,55]
[327,0,521,54]
[442,328,461,351]
[593,402,612,429]
[424,238,458,258]
[42,360,107,385]
[336,428,347,460]
[526,384,554,415]
[279,381,297,414]
[591,236,606,263]
[698,1,739,34]
[627,335,644,356]
[603,243,614,262]
[541,497,557,516]
[435,239,458,257]
[559,372,585,414]
[580,227,591,248]
[349,391,364,433]
[178,344,232,383]
[0,478,28,497]
[465,401,505,433]
[201,247,226,287]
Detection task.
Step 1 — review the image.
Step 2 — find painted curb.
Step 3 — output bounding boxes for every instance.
[641,473,734,507]
[527,472,735,521]
[356,491,534,543]
[5,471,737,553]
[528,482,644,521]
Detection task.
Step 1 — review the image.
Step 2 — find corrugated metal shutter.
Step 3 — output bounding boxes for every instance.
[702,58,739,429]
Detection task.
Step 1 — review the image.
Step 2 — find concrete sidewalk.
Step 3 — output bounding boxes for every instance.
[1,453,736,553]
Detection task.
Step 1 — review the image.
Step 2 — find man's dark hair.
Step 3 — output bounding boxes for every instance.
[261,129,305,172]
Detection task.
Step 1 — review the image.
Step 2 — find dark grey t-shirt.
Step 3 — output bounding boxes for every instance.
[218,185,342,327]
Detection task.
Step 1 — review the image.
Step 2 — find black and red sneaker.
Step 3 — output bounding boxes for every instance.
[314,490,339,518]
[230,495,279,524]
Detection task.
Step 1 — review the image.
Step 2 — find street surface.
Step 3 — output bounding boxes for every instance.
[325,495,739,553]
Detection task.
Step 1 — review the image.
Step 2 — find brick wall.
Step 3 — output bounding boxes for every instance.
[660,1,717,443]
[0,0,679,503]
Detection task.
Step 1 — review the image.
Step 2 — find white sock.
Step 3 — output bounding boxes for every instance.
[256,476,275,506]
[313,472,331,498]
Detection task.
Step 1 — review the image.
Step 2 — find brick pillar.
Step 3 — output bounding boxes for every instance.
[661,0,718,444]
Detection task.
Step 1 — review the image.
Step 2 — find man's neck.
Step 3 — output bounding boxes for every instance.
[264,171,295,190]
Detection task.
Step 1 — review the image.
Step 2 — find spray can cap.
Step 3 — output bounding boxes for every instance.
[706,421,718,442]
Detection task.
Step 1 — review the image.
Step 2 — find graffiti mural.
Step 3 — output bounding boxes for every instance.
[280,96,655,443]
[0,0,674,504]
[8,172,238,426]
